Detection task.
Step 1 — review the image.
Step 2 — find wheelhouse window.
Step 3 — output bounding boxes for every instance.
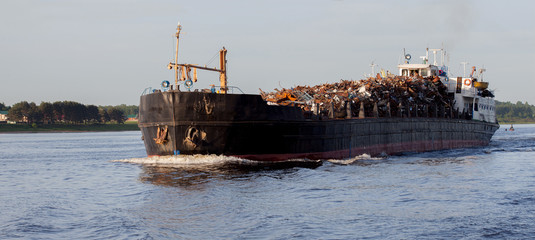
[420,69,429,77]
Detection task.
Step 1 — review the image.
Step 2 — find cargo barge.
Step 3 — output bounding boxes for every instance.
[138,24,499,161]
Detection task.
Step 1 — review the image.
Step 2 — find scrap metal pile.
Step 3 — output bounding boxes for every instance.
[259,75,455,119]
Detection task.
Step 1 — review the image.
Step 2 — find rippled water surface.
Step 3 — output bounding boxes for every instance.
[1,125,535,239]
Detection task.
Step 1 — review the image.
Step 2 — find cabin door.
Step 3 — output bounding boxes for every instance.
[456,77,462,93]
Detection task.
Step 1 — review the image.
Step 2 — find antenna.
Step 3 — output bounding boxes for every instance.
[460,62,469,78]
[174,22,182,87]
[429,48,443,66]
[370,61,377,77]
[446,51,450,67]
[478,67,486,80]
[441,43,445,66]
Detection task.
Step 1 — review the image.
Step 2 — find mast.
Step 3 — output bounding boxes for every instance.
[174,22,182,87]
[429,48,443,66]
[219,47,227,94]
[460,62,469,78]
[166,24,228,93]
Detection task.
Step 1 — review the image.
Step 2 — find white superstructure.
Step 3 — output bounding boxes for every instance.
[398,48,496,123]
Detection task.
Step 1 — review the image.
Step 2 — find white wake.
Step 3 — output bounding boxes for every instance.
[113,154,251,167]
[327,153,387,165]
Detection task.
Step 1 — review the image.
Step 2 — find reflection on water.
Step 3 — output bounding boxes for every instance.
[140,166,220,189]
[127,151,483,189]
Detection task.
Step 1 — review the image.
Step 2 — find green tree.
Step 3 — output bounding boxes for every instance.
[0,102,10,111]
[7,101,42,124]
[78,104,88,123]
[496,100,535,122]
[107,107,125,124]
[7,101,31,122]
[62,101,76,123]
[39,102,54,124]
[28,102,43,123]
[99,108,110,123]
[62,101,87,123]
[100,104,138,116]
[52,101,64,122]
[86,105,100,123]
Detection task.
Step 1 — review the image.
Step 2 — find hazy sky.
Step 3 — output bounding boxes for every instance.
[1,0,534,106]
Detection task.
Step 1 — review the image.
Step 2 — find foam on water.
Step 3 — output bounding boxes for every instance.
[327,153,386,165]
[113,154,323,169]
[113,154,250,167]
[114,153,389,169]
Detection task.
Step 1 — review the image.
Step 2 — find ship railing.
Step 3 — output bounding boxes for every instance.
[213,85,245,94]
[142,87,153,95]
[142,86,245,95]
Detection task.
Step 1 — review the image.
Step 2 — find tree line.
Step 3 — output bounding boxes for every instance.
[2,100,535,124]
[1,101,138,124]
[99,104,139,116]
[495,101,535,122]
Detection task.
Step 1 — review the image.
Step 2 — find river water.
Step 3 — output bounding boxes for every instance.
[1,125,534,239]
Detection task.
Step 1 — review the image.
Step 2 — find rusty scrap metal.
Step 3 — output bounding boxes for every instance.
[260,76,454,119]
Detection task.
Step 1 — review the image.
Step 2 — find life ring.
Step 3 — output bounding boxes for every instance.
[161,80,170,88]
[464,78,471,86]
[185,79,193,88]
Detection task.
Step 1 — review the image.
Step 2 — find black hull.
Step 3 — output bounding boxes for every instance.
[139,91,499,161]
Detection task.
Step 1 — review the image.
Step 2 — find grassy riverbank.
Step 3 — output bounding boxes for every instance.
[499,122,535,125]
[497,117,535,125]
[0,121,139,133]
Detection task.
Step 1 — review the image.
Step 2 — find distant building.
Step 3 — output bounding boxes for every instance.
[127,114,138,122]
[0,110,8,123]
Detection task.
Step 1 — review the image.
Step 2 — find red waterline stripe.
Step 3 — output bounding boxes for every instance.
[233,139,489,162]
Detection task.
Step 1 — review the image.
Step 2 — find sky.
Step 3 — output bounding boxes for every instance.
[1,0,534,106]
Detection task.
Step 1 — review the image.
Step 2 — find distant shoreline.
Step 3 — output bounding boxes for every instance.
[498,121,535,125]
[0,122,140,133]
[0,130,139,134]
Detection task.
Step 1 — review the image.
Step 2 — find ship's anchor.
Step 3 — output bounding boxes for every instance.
[203,96,214,115]
[183,126,206,150]
[194,95,214,115]
[153,126,168,145]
